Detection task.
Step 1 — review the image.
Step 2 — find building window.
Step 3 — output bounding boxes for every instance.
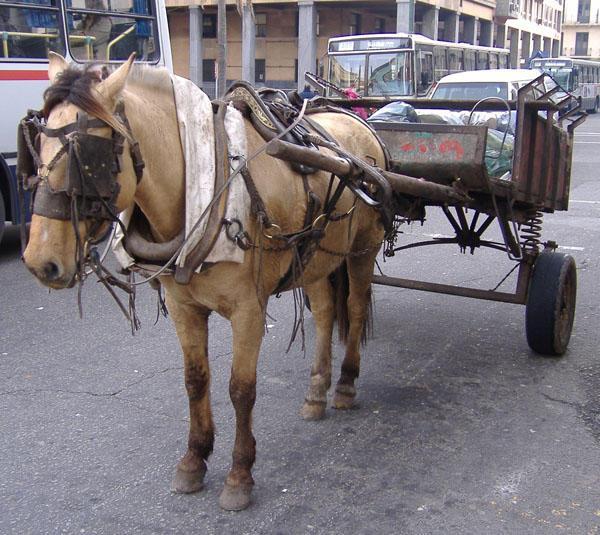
[578,0,591,23]
[349,13,361,35]
[203,59,216,82]
[375,17,385,33]
[256,59,266,82]
[575,32,589,55]
[256,13,267,37]
[203,14,217,38]
[316,12,320,36]
[294,59,298,83]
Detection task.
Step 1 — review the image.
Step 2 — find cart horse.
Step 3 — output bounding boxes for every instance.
[20,54,395,511]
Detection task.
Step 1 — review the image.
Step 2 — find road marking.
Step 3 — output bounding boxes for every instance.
[574,141,600,144]
[570,200,600,204]
[558,246,585,251]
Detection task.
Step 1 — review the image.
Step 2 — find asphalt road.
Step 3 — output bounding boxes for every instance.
[1,114,600,534]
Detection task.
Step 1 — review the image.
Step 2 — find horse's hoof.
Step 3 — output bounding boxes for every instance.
[301,400,326,421]
[332,391,355,410]
[219,482,253,511]
[170,467,205,494]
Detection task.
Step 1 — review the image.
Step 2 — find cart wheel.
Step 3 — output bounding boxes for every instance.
[526,252,577,356]
[0,188,5,245]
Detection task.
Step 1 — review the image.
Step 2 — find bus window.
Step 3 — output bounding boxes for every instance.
[464,50,475,70]
[448,48,462,73]
[0,3,65,59]
[367,52,412,96]
[433,46,447,81]
[571,68,579,91]
[489,52,498,69]
[67,0,159,62]
[416,50,433,95]
[476,51,489,70]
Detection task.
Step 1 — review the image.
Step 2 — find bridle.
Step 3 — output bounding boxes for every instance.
[18,102,145,252]
[18,102,147,327]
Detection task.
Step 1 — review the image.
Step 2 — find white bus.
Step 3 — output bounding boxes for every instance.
[325,33,511,99]
[530,56,600,113]
[0,0,172,243]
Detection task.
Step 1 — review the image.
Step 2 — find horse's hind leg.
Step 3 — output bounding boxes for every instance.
[333,251,378,410]
[301,278,334,421]
[219,300,265,511]
[166,295,214,494]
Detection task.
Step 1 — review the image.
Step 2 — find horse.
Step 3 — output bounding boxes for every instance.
[22,53,387,511]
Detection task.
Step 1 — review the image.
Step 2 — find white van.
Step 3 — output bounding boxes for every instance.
[429,69,539,100]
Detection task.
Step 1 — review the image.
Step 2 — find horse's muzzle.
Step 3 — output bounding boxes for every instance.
[24,256,76,289]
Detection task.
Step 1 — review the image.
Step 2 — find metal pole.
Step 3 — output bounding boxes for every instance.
[217,0,227,97]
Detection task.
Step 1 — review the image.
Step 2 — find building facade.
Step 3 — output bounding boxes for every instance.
[165,0,563,96]
[562,0,600,59]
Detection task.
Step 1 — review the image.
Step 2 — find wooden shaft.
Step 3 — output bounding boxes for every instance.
[265,138,470,204]
[265,139,354,176]
[380,170,469,203]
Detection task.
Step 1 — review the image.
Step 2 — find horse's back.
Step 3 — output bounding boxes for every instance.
[308,111,386,170]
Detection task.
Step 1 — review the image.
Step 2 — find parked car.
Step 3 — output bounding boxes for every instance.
[428,69,540,101]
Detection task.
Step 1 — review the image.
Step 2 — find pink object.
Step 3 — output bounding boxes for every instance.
[342,87,369,120]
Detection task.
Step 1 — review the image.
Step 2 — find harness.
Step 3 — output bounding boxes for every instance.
[219,82,393,293]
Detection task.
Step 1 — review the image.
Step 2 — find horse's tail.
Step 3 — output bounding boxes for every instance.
[330,260,373,346]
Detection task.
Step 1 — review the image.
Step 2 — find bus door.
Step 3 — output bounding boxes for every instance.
[416,49,433,95]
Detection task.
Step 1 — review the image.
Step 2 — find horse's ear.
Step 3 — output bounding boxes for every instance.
[97,53,136,104]
[48,52,69,84]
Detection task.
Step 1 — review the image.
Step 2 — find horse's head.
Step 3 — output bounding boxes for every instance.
[23,53,139,289]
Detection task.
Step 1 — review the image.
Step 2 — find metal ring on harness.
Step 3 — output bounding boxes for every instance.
[263,223,282,239]
[223,217,252,250]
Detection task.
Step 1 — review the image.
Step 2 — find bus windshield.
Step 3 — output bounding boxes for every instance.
[328,54,366,95]
[536,67,571,90]
[0,0,160,62]
[367,51,413,96]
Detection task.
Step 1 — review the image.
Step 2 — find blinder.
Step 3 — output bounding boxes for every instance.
[18,110,124,223]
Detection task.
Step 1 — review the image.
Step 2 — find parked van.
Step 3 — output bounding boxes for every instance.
[429,69,539,101]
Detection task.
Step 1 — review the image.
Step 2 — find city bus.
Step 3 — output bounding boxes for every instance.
[0,0,172,244]
[530,56,600,113]
[325,33,511,99]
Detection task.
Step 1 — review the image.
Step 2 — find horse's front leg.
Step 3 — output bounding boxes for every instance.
[166,293,214,494]
[301,278,334,421]
[219,300,265,511]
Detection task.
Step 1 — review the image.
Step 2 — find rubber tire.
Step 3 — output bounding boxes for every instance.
[525,252,577,356]
[0,188,5,245]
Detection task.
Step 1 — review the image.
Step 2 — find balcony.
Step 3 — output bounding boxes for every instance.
[495,0,520,21]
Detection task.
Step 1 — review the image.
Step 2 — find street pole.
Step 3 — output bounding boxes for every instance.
[217,0,227,97]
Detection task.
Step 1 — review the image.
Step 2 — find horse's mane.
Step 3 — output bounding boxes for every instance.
[43,63,173,135]
[126,64,172,95]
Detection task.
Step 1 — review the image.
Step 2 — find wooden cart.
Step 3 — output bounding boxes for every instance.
[268,74,584,356]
